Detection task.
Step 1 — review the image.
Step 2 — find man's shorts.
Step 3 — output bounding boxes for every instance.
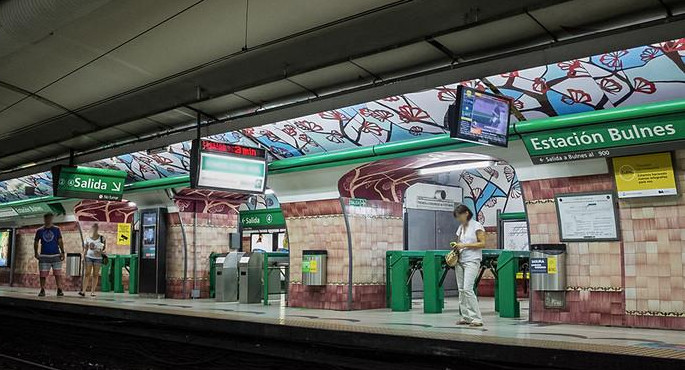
[38,256,62,277]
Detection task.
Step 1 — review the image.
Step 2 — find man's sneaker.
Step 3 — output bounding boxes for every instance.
[38,289,45,297]
[56,289,64,297]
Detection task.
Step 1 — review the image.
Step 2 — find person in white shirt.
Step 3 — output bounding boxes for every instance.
[79,223,106,297]
[452,204,486,327]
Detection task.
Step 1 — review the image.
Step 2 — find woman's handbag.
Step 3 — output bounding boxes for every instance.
[445,242,460,267]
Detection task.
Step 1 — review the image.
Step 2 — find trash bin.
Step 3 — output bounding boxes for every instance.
[66,253,82,277]
[302,250,327,286]
[530,244,566,291]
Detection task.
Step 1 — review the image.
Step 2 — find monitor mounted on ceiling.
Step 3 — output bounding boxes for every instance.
[448,85,512,147]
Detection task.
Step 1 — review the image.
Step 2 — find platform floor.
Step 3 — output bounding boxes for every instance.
[1,287,684,363]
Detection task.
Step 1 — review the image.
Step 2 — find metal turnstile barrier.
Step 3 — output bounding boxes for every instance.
[216,252,243,302]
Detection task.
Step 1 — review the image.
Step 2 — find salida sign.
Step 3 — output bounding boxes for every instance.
[52,165,127,201]
[522,118,685,164]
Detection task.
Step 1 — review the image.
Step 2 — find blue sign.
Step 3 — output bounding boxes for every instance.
[530,258,548,273]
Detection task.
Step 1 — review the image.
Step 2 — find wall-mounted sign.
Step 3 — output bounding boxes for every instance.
[555,192,619,242]
[240,209,285,229]
[348,198,367,207]
[404,183,463,211]
[522,117,685,164]
[502,220,529,251]
[0,202,66,219]
[117,223,132,245]
[190,140,267,194]
[613,152,677,198]
[52,165,127,201]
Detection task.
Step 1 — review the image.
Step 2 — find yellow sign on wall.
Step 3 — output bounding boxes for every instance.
[547,256,557,274]
[613,152,677,198]
[117,223,131,245]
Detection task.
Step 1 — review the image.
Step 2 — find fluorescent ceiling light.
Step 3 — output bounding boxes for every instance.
[418,160,493,175]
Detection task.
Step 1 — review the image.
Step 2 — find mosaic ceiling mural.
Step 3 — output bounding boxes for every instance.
[1,38,684,202]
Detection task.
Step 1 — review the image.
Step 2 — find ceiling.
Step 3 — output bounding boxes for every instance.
[1,0,685,179]
[1,35,684,203]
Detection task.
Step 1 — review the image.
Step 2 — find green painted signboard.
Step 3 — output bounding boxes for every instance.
[240,209,285,229]
[521,116,685,164]
[0,202,65,219]
[52,165,127,201]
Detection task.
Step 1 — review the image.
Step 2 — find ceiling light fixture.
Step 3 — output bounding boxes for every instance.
[418,160,494,176]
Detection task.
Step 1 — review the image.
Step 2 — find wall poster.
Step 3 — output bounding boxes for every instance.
[555,192,619,242]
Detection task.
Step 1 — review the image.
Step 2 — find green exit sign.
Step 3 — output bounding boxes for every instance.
[52,165,127,201]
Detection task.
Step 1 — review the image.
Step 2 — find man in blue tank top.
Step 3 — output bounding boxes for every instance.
[34,213,65,297]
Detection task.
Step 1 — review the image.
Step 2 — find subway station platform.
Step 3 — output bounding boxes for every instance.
[0,287,683,370]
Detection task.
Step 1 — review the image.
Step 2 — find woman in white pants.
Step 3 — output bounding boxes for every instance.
[452,205,486,327]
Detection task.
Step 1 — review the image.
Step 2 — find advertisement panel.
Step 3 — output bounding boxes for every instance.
[612,152,677,198]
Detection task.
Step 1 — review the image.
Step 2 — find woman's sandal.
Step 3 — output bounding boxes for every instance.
[457,320,470,325]
[78,291,85,297]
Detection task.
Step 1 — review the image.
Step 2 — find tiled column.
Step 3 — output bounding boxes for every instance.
[166,211,238,299]
[343,198,403,309]
[283,199,351,310]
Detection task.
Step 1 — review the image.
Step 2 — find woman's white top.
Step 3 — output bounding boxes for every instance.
[84,235,105,259]
[456,220,485,263]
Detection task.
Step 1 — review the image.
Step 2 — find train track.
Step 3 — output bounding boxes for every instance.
[0,353,62,370]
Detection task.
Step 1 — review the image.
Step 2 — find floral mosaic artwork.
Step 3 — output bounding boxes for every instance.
[173,188,248,214]
[1,38,684,202]
[74,200,137,223]
[337,153,523,226]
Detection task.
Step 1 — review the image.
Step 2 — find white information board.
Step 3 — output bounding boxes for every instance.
[555,193,619,242]
[502,220,529,251]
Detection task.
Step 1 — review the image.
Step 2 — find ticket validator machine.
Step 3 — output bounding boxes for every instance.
[138,208,168,296]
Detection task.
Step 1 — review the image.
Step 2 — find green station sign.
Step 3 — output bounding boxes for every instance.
[0,202,65,219]
[522,117,685,164]
[240,209,285,229]
[52,165,127,201]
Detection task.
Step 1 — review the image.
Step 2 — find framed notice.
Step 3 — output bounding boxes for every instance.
[555,192,619,242]
[612,152,677,198]
[501,220,530,251]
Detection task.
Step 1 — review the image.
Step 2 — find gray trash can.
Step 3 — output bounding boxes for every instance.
[66,253,82,277]
[530,244,566,291]
[302,250,327,286]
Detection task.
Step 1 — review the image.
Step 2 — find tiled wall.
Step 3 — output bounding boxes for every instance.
[283,199,351,309]
[0,222,84,291]
[344,199,404,309]
[523,152,685,329]
[165,212,238,299]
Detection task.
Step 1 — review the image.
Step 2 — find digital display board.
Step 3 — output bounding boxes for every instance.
[190,140,267,194]
[449,85,511,147]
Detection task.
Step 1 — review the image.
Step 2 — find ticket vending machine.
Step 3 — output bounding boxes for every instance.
[138,208,168,296]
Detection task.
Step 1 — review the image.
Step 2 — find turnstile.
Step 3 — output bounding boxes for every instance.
[216,252,244,302]
[239,253,263,304]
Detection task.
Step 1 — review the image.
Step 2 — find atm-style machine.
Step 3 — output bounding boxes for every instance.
[138,208,168,296]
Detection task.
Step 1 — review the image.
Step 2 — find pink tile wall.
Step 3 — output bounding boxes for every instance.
[165,212,238,299]
[7,222,84,290]
[524,150,685,328]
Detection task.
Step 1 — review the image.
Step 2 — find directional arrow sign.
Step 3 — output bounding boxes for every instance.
[52,165,127,201]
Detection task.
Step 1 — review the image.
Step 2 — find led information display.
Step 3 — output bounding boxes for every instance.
[190,140,267,194]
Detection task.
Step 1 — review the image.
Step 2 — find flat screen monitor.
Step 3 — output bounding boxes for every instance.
[190,140,267,194]
[449,85,511,147]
